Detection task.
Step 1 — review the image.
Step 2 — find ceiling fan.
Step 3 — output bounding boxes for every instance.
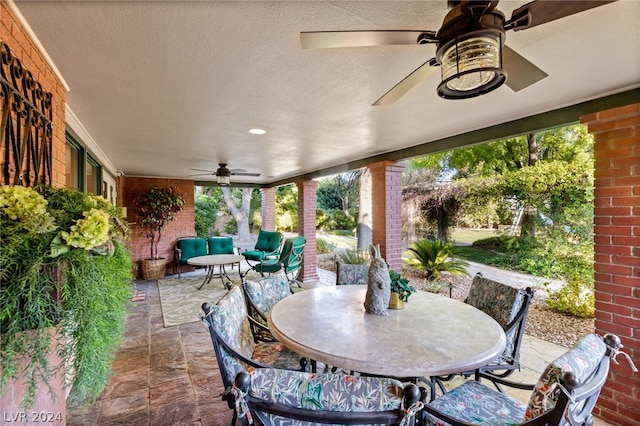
[300,0,616,104]
[189,163,260,185]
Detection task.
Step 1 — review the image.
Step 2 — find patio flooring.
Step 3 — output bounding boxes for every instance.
[66,271,613,426]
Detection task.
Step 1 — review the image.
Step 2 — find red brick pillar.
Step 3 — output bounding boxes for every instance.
[581,103,640,426]
[261,187,276,231]
[368,161,405,272]
[296,179,318,282]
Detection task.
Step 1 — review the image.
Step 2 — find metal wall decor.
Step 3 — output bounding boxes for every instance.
[1,40,54,187]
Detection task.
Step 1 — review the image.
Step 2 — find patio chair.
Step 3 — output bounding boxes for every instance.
[241,274,293,342]
[423,333,632,426]
[231,368,425,426]
[253,235,305,284]
[242,230,283,267]
[200,286,308,425]
[436,272,534,393]
[335,262,369,285]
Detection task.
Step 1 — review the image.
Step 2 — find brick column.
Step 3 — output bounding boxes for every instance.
[367,161,405,272]
[581,103,639,426]
[261,187,276,231]
[296,179,318,282]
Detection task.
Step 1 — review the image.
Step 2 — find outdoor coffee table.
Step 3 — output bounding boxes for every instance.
[187,254,244,289]
[268,285,506,378]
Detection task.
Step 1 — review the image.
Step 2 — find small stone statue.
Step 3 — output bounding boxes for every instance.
[364,244,391,316]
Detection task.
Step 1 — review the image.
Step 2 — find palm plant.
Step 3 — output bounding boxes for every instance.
[404,239,470,281]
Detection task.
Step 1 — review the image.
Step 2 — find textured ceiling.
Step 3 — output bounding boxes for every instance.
[12,0,640,185]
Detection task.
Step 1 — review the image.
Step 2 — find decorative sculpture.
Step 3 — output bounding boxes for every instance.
[364,244,391,316]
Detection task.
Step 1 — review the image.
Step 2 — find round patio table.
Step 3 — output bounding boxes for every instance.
[187,254,244,289]
[268,285,506,378]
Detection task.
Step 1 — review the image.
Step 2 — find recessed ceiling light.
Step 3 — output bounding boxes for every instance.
[248,128,266,135]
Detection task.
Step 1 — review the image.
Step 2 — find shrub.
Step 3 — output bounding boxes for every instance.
[404,239,470,281]
[316,238,335,254]
[545,274,595,318]
[337,248,369,264]
[224,218,237,234]
[194,194,219,237]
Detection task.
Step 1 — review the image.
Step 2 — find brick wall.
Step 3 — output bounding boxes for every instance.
[581,103,640,426]
[261,187,276,230]
[296,179,318,282]
[122,177,195,278]
[1,1,66,187]
[368,161,405,271]
[0,1,68,417]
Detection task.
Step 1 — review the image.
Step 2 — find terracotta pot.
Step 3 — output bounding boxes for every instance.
[140,258,166,280]
[388,292,405,309]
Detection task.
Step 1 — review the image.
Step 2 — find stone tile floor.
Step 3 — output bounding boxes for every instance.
[66,273,613,426]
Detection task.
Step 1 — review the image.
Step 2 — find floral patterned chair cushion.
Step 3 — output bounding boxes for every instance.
[425,334,608,426]
[525,333,606,420]
[243,275,292,324]
[425,379,527,426]
[336,263,370,286]
[465,275,527,363]
[208,285,303,385]
[246,368,404,426]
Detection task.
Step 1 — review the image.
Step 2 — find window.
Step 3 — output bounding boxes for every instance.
[86,157,100,194]
[65,142,80,189]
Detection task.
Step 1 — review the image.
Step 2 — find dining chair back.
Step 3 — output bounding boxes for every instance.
[254,235,306,284]
[464,272,534,388]
[242,274,293,341]
[335,262,369,285]
[424,333,626,426]
[232,368,424,426]
[242,230,283,266]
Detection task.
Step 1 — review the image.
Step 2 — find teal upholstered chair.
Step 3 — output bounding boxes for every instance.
[207,236,239,270]
[254,236,305,284]
[232,368,423,426]
[423,333,628,426]
[175,236,208,278]
[242,230,283,267]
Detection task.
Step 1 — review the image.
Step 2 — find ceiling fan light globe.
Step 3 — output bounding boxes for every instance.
[437,35,506,99]
[217,175,231,186]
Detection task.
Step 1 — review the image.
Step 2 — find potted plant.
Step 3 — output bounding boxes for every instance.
[0,185,133,410]
[388,269,416,309]
[136,186,185,280]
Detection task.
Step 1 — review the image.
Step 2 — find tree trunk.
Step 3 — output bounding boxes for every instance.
[357,169,372,250]
[520,133,538,237]
[221,187,254,242]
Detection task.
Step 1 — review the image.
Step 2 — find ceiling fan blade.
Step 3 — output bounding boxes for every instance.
[506,0,617,31]
[231,172,261,177]
[187,173,215,177]
[373,58,438,106]
[502,45,548,92]
[300,30,435,49]
[189,168,215,173]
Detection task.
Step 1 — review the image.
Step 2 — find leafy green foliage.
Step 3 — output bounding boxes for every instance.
[316,238,335,254]
[337,248,369,265]
[194,194,220,237]
[136,186,185,259]
[388,269,416,302]
[224,217,238,234]
[404,239,470,281]
[545,274,595,318]
[1,185,133,408]
[276,185,298,232]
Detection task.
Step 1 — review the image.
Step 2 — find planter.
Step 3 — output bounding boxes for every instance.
[141,258,166,280]
[388,292,405,309]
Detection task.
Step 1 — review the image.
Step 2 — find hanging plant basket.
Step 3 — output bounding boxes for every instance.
[140,258,166,280]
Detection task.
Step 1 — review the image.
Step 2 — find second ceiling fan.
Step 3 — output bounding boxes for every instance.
[301,0,616,104]
[189,163,260,185]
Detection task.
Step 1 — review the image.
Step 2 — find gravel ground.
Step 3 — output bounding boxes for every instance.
[318,254,594,348]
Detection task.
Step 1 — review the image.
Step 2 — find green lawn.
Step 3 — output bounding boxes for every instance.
[449,228,501,245]
[454,245,500,263]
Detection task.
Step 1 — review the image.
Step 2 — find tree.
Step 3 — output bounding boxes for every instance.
[221,187,254,242]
